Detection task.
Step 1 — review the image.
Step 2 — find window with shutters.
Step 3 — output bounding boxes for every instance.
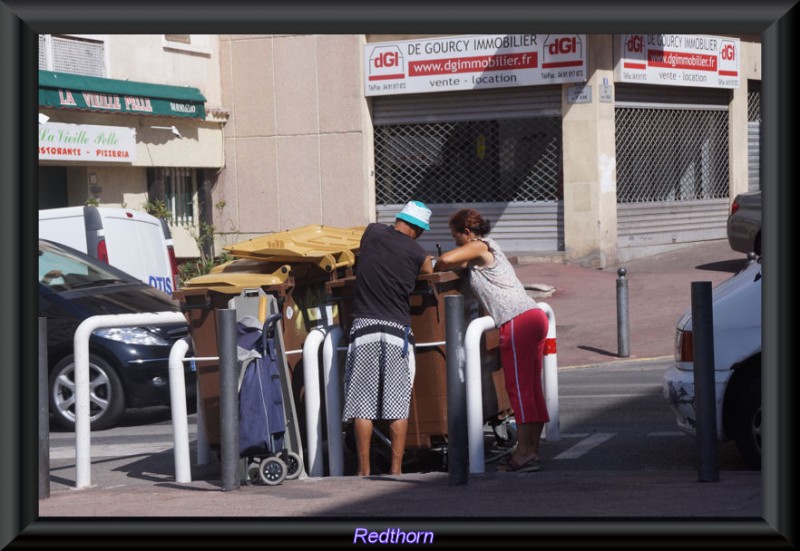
[39,35,106,77]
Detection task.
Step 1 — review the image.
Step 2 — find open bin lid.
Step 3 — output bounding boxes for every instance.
[180,261,292,293]
[224,224,365,272]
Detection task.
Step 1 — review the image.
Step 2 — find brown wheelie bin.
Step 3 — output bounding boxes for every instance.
[327,268,513,470]
[173,225,363,448]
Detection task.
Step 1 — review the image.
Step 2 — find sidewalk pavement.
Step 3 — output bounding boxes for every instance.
[34,240,766,539]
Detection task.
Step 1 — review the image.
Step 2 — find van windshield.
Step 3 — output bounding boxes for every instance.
[39,240,137,291]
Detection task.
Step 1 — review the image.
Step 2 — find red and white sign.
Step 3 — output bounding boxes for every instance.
[364,34,587,96]
[39,122,137,163]
[615,34,740,89]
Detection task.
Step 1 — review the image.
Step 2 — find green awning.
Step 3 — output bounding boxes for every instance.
[39,70,206,119]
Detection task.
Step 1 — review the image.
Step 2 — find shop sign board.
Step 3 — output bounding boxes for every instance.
[39,122,137,163]
[364,34,587,96]
[615,34,740,89]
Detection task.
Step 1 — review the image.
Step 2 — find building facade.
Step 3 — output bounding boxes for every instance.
[39,33,761,268]
[218,33,761,267]
[38,34,227,259]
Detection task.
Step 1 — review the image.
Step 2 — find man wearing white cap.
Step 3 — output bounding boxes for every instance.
[342,200,434,476]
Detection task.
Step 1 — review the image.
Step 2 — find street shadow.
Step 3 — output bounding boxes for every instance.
[696,258,748,274]
[576,345,620,358]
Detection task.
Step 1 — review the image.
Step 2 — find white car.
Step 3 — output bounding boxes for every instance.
[662,257,762,469]
[39,206,178,294]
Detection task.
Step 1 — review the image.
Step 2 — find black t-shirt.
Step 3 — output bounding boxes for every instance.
[351,223,427,326]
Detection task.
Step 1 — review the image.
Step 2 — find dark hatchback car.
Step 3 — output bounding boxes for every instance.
[727,190,761,256]
[38,239,195,430]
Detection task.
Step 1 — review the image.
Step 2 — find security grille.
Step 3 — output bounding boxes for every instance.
[615,107,729,203]
[374,117,562,205]
[38,35,47,69]
[748,81,761,122]
[748,80,761,191]
[50,36,105,77]
[148,167,196,226]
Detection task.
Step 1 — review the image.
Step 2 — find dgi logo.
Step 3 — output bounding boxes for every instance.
[368,46,405,81]
[719,39,738,76]
[626,35,644,53]
[542,35,584,68]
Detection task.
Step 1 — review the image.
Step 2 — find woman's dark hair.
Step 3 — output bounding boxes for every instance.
[448,208,491,237]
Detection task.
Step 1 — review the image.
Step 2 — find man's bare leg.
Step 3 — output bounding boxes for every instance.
[354,418,373,476]
[388,418,408,475]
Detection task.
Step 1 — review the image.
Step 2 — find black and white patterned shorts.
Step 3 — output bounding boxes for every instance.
[341,318,416,421]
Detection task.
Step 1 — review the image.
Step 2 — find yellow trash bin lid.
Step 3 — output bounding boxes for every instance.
[224,224,365,272]
[181,261,292,293]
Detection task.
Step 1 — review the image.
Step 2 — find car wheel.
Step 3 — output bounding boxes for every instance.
[49,354,126,431]
[733,375,761,470]
[754,233,761,256]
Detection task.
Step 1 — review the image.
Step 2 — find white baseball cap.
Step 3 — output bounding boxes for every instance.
[396,200,431,231]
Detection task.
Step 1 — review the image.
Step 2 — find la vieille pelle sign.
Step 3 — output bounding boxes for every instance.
[45,88,200,118]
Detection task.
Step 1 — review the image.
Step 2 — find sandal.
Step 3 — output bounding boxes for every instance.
[496,456,541,473]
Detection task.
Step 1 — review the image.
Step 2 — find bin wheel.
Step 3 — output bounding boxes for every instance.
[245,459,261,485]
[259,457,287,486]
[283,451,303,480]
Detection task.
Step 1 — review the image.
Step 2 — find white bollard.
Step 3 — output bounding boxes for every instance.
[538,302,560,442]
[73,311,187,489]
[464,316,497,474]
[322,326,344,476]
[168,337,192,483]
[302,327,327,477]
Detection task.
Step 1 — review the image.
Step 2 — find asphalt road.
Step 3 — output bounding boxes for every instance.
[46,358,751,489]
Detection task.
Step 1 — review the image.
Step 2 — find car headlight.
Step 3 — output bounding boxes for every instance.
[94,326,170,346]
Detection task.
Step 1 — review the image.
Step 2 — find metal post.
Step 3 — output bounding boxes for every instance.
[445,295,468,485]
[39,317,49,499]
[218,309,240,491]
[691,282,719,482]
[616,268,630,358]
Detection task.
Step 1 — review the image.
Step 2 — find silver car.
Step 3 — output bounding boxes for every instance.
[726,190,761,256]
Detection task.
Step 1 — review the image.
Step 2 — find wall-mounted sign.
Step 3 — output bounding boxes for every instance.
[364,34,588,96]
[39,122,137,163]
[567,84,591,104]
[39,70,207,119]
[615,34,740,89]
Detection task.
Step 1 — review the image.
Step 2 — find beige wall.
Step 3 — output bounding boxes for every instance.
[216,35,370,248]
[104,35,223,108]
[562,35,618,268]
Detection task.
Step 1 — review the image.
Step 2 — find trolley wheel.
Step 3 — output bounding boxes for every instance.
[245,459,261,485]
[259,457,287,486]
[283,451,304,480]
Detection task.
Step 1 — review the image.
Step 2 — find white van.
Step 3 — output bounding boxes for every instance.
[39,206,178,294]
[662,257,762,469]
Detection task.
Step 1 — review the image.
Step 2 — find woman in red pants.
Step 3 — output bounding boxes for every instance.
[434,208,549,472]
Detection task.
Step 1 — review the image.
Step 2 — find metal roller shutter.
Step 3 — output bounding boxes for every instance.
[748,81,761,192]
[615,84,730,249]
[371,87,564,255]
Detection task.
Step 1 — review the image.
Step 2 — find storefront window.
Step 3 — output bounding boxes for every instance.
[147,167,197,225]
